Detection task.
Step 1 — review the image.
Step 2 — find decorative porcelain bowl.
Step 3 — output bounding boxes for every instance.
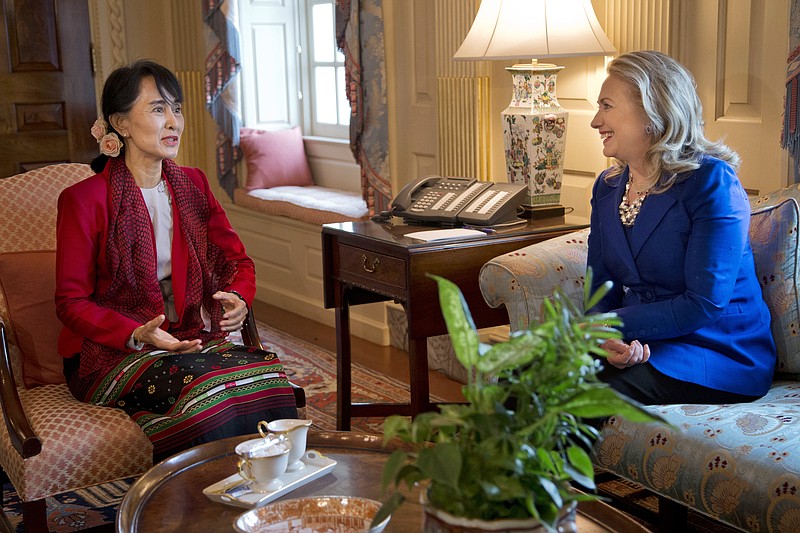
[234,496,389,533]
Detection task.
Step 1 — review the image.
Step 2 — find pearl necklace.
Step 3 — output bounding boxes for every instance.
[618,179,649,226]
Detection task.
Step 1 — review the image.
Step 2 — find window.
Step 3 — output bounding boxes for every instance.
[237,0,348,138]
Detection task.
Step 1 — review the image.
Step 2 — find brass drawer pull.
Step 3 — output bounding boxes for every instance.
[361,254,380,273]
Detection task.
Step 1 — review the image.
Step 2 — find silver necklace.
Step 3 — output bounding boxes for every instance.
[618,179,649,226]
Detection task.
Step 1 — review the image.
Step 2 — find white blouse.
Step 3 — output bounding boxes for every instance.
[140,180,177,323]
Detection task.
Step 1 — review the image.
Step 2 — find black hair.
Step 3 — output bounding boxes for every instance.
[90,60,184,173]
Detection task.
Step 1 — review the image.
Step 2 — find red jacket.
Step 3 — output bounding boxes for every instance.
[55,165,255,357]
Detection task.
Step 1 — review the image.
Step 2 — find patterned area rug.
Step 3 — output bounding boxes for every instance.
[257,322,441,434]
[1,322,420,532]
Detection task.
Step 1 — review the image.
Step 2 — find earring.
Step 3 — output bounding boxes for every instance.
[645,125,654,135]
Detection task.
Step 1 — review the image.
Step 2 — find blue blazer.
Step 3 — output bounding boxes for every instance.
[587,157,776,397]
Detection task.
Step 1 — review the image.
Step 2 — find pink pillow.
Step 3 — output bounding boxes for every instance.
[0,251,65,387]
[240,127,313,190]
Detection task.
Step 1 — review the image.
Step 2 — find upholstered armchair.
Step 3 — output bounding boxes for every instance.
[0,164,304,532]
[478,189,800,531]
[0,164,152,532]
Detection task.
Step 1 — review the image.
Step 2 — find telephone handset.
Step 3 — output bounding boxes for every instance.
[390,176,526,227]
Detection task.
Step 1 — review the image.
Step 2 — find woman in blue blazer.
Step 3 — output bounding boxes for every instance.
[587,51,775,404]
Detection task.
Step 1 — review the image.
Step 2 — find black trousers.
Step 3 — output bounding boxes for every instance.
[597,362,760,405]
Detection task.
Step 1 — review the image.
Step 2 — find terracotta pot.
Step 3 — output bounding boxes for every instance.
[423,502,577,533]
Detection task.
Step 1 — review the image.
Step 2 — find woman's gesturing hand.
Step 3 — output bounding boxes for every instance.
[601,338,650,369]
[213,291,248,332]
[133,315,203,353]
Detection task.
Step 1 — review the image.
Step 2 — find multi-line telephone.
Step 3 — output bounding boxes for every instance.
[389,176,526,227]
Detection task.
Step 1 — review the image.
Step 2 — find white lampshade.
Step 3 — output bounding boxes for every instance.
[454,0,616,61]
[452,0,616,211]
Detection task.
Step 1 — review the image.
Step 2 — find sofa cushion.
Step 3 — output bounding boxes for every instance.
[595,381,800,533]
[0,251,64,387]
[240,127,314,190]
[749,197,800,374]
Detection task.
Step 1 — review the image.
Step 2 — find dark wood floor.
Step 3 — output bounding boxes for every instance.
[253,301,465,403]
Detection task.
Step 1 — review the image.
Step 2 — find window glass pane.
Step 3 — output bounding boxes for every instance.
[253,25,289,124]
[312,3,334,63]
[337,66,350,126]
[315,66,337,124]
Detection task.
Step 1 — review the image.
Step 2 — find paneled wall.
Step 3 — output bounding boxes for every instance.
[679,0,788,195]
[0,0,97,175]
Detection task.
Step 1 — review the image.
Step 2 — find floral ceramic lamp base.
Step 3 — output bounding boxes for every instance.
[502,63,567,207]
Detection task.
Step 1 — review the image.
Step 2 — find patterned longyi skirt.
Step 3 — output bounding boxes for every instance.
[67,340,298,460]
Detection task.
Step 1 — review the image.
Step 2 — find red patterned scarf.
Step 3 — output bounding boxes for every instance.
[79,158,237,378]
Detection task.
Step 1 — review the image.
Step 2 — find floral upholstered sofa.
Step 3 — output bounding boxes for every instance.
[478,185,800,532]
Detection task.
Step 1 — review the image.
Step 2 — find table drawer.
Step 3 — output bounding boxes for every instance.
[338,244,406,289]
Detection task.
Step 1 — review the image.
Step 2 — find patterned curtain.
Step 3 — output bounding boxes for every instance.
[336,0,392,215]
[782,0,800,183]
[203,0,242,199]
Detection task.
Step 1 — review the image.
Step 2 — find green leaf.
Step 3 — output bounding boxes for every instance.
[563,462,595,490]
[562,387,670,424]
[583,267,613,310]
[371,492,404,529]
[563,446,595,489]
[475,333,541,375]
[380,449,409,492]
[417,442,462,489]
[535,447,556,473]
[537,476,563,509]
[566,445,594,479]
[382,415,412,443]
[429,274,480,369]
[395,464,426,489]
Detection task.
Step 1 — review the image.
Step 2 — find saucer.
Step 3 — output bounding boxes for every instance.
[203,450,336,509]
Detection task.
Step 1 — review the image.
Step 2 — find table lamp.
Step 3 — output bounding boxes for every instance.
[454,0,616,212]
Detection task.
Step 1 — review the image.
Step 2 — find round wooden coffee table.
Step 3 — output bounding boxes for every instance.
[117,431,652,532]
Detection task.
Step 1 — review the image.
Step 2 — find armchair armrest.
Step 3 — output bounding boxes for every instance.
[241,308,265,351]
[0,318,41,458]
[241,308,306,410]
[479,228,590,331]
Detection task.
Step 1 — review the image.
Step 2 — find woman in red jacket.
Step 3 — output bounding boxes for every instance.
[55,60,297,460]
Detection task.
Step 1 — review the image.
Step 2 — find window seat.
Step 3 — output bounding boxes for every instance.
[224,141,389,346]
[233,185,368,224]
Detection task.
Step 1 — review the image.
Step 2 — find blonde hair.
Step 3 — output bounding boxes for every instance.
[603,51,740,191]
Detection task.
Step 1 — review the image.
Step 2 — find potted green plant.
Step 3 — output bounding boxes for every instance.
[372,273,665,532]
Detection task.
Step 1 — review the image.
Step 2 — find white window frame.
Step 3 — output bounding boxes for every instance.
[237,0,348,140]
[298,0,349,138]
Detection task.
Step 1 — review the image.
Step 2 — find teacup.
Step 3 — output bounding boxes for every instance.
[235,434,291,493]
[259,419,313,472]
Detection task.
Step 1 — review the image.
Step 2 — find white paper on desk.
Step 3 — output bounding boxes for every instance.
[405,228,487,241]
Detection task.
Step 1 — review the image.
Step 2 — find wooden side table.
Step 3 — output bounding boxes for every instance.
[322,216,588,430]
